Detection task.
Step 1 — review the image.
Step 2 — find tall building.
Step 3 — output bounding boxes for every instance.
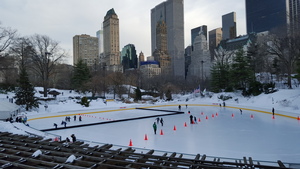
[121,44,138,71]
[96,29,104,55]
[191,25,208,46]
[209,28,222,60]
[103,8,121,72]
[222,12,237,40]
[151,0,185,77]
[246,0,300,35]
[73,34,99,67]
[152,20,171,75]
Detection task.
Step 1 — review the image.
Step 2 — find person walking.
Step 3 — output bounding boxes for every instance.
[153,122,157,134]
[272,108,275,116]
[71,134,76,142]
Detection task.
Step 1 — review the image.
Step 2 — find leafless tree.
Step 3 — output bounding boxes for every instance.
[0,24,17,56]
[28,34,66,97]
[265,32,300,88]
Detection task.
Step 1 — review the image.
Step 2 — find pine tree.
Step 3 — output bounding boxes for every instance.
[71,59,91,93]
[14,68,39,111]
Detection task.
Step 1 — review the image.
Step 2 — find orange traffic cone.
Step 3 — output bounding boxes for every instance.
[206,116,208,120]
[198,118,201,122]
[216,112,218,116]
[129,139,133,146]
[250,114,254,119]
[298,116,300,120]
[201,112,204,115]
[173,125,177,131]
[232,113,234,118]
[184,122,187,127]
[144,134,148,140]
[272,115,275,119]
[212,114,215,118]
[160,129,164,135]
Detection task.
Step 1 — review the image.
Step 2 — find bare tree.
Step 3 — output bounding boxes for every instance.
[28,34,66,97]
[266,33,300,88]
[0,24,17,55]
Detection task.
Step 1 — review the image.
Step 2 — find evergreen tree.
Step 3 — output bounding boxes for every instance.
[14,68,39,111]
[210,62,231,92]
[71,60,91,93]
[230,49,256,94]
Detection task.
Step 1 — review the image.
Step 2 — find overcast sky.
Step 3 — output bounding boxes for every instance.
[0,0,246,65]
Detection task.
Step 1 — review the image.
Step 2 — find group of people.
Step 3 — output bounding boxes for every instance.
[153,117,164,134]
[65,134,76,143]
[5,116,27,124]
[54,115,82,128]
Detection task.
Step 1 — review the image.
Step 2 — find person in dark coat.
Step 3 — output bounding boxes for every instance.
[66,137,70,142]
[73,115,76,121]
[71,134,76,142]
[194,116,197,124]
[160,118,164,126]
[54,123,57,128]
[190,115,194,124]
[79,116,82,121]
[156,117,160,123]
[178,105,181,111]
[153,122,157,134]
[272,108,275,116]
[240,109,242,115]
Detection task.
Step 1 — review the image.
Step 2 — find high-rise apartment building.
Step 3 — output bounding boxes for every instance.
[103,8,121,72]
[151,0,185,77]
[73,34,99,66]
[246,0,300,35]
[209,28,222,60]
[191,25,208,46]
[121,44,138,71]
[152,20,171,75]
[222,12,237,40]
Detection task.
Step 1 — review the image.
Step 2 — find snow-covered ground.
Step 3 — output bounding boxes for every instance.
[1,87,300,165]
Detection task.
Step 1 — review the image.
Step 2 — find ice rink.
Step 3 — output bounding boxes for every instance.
[28,104,300,164]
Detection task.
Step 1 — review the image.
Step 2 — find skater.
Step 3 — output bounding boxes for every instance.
[71,134,76,142]
[186,104,188,109]
[153,122,157,134]
[272,107,275,116]
[53,123,57,128]
[178,105,181,111]
[190,115,194,124]
[223,102,226,107]
[79,116,82,121]
[188,111,191,114]
[194,116,197,124]
[61,121,67,127]
[73,115,76,121]
[239,109,242,115]
[160,118,164,126]
[156,117,160,123]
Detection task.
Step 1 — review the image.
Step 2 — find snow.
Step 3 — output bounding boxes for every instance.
[32,150,42,157]
[65,155,76,163]
[1,87,300,164]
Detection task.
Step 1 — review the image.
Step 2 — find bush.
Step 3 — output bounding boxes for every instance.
[78,97,90,107]
[218,94,232,101]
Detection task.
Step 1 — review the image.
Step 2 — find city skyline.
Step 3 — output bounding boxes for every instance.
[0,0,246,65]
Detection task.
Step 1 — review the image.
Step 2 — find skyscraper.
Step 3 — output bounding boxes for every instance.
[96,29,104,55]
[121,44,138,71]
[246,0,300,35]
[151,0,185,77]
[209,28,222,60]
[103,8,121,72]
[73,34,99,67]
[222,12,237,40]
[191,25,208,46]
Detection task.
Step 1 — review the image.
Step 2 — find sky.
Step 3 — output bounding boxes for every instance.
[0,0,246,65]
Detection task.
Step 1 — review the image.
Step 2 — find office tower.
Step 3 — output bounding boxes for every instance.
[151,0,185,77]
[73,34,99,66]
[103,8,121,71]
[96,29,104,55]
[121,44,138,70]
[152,20,171,75]
[246,0,300,35]
[139,51,145,62]
[222,12,237,40]
[191,25,208,46]
[209,28,222,60]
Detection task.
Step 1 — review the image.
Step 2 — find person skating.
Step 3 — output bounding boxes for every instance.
[156,117,160,123]
[178,105,181,111]
[53,123,57,129]
[73,115,76,121]
[79,116,82,121]
[153,122,157,134]
[160,118,164,126]
[272,107,275,116]
[194,116,197,124]
[190,115,194,124]
[240,109,242,115]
